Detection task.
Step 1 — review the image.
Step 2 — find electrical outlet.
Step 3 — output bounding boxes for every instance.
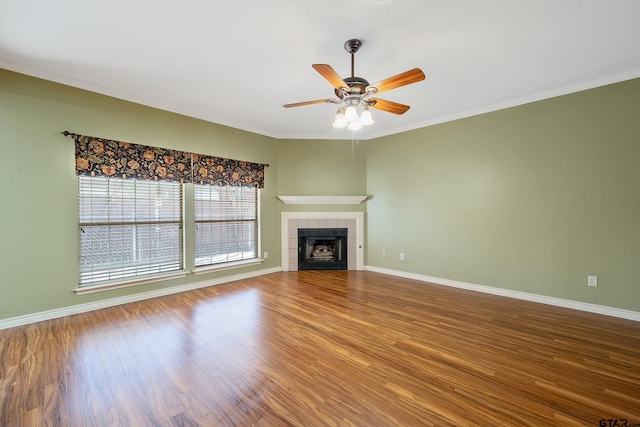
[588,275,598,287]
[382,250,387,257]
[263,251,269,259]
[400,252,405,261]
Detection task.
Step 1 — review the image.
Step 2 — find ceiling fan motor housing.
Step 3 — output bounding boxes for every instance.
[335,76,370,98]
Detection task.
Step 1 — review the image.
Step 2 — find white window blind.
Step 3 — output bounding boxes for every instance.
[194,185,258,267]
[78,176,183,286]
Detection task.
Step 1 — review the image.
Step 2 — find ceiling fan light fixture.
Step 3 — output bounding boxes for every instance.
[332,108,348,128]
[360,107,374,125]
[344,104,359,122]
[347,120,364,131]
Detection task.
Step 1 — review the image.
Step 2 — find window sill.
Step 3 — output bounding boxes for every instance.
[193,258,264,275]
[73,271,188,295]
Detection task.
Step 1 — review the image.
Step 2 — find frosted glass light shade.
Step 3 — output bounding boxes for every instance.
[332,111,348,128]
[360,108,374,125]
[344,105,359,122]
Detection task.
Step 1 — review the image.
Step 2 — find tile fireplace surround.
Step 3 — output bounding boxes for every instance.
[281,212,365,271]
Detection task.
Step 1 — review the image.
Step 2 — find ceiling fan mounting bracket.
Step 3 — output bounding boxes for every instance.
[344,39,362,54]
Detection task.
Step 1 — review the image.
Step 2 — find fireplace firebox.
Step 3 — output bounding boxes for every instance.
[298,228,347,270]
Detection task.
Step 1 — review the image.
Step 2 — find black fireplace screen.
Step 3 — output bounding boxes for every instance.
[298,228,347,270]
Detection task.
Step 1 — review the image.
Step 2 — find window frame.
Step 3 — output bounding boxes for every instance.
[193,184,261,272]
[75,178,264,294]
[76,176,186,293]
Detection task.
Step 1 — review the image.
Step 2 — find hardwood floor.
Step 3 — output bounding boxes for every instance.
[1,271,639,426]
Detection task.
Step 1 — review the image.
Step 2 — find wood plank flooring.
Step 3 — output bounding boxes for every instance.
[1,271,639,426]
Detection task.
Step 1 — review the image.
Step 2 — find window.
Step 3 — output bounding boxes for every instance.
[69,131,267,290]
[78,176,183,286]
[194,184,259,267]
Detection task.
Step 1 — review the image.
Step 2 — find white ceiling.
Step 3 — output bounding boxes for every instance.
[2,0,640,140]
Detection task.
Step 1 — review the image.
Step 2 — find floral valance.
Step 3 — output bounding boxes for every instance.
[193,154,265,187]
[65,131,266,188]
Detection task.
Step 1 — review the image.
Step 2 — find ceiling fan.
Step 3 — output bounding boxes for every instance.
[283,39,426,130]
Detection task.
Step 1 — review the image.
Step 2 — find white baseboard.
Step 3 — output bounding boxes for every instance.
[365,266,640,322]
[0,267,282,330]
[4,266,637,330]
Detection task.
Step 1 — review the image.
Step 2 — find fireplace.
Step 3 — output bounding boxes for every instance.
[281,212,364,271]
[298,228,347,270]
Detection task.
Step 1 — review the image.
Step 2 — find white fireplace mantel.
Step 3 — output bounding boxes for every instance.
[277,195,368,205]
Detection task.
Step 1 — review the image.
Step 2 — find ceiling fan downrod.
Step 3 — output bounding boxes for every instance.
[344,39,362,78]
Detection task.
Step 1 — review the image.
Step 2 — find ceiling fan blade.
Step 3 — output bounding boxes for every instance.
[368,98,411,115]
[283,99,339,108]
[312,64,350,90]
[367,68,426,94]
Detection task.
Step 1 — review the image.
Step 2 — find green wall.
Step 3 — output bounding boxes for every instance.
[0,69,279,320]
[366,78,640,311]
[276,139,367,213]
[2,68,639,321]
